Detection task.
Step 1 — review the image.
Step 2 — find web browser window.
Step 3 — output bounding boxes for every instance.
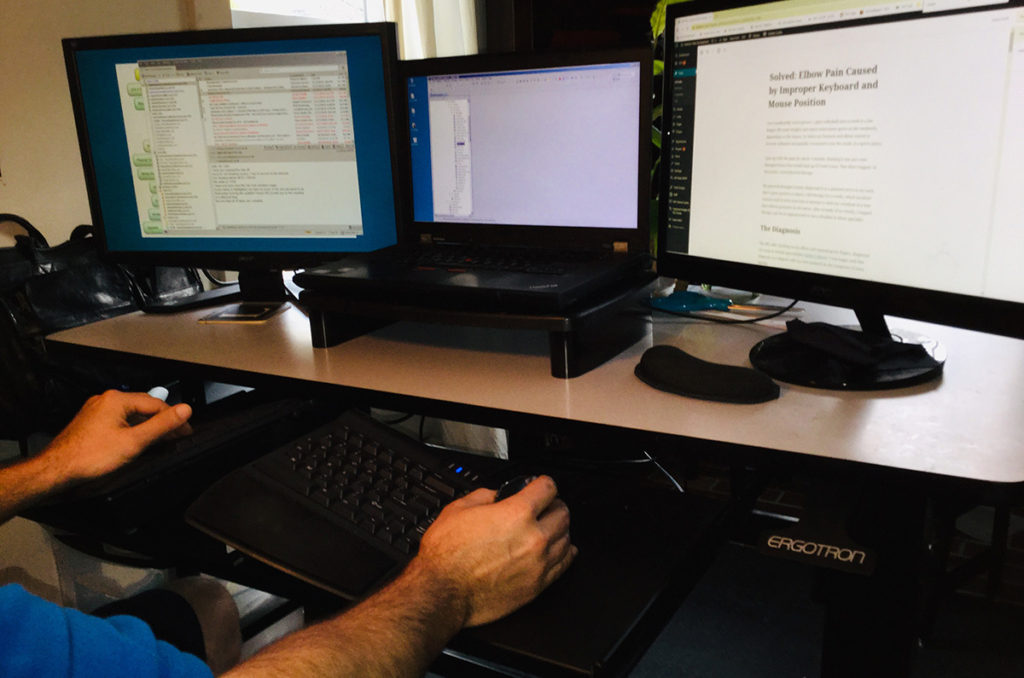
[665,0,1024,302]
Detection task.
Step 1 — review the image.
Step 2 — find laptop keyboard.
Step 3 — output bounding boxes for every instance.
[398,245,605,276]
[250,409,483,562]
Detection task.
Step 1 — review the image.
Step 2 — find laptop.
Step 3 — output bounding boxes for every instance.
[294,48,653,313]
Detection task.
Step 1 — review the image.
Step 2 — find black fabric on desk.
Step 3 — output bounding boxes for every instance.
[783,319,940,369]
[749,319,944,389]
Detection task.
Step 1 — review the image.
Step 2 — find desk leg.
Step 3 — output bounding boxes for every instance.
[817,484,926,678]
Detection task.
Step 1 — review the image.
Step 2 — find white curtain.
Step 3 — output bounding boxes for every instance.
[230,0,478,59]
[384,0,478,59]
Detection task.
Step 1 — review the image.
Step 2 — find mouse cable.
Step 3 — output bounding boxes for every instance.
[652,298,800,325]
[642,450,686,494]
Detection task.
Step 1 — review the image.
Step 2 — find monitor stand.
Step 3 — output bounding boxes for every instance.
[748,309,945,390]
[301,273,657,378]
[237,269,291,302]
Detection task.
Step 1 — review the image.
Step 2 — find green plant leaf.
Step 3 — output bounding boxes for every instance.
[650,0,695,42]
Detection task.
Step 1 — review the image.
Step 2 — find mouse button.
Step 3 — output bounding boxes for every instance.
[494,474,535,502]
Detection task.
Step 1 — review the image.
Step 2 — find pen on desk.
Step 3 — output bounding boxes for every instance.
[722,303,802,315]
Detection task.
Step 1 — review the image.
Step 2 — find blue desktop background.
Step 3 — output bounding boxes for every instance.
[73,34,398,254]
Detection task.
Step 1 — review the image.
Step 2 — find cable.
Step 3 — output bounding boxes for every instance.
[201,269,235,287]
[650,297,800,325]
[642,450,686,494]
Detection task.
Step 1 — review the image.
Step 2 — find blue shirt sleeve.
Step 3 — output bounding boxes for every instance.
[0,583,213,678]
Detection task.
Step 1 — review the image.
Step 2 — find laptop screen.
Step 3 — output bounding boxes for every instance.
[401,50,650,249]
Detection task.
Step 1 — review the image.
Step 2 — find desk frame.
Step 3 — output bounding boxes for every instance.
[45,302,1024,677]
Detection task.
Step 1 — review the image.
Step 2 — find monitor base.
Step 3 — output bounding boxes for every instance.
[749,313,945,391]
[238,269,290,302]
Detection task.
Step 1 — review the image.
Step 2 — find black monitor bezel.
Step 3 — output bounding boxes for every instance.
[396,47,653,254]
[62,22,404,273]
[657,0,1024,340]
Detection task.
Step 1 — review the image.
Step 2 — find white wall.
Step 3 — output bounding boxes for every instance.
[0,0,230,603]
[0,0,230,246]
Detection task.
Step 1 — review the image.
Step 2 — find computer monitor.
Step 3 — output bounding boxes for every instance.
[63,22,402,303]
[658,0,1024,389]
[400,50,649,253]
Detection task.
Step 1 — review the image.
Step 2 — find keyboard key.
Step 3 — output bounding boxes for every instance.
[425,475,456,497]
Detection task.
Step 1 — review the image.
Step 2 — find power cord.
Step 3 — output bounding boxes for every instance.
[201,269,235,286]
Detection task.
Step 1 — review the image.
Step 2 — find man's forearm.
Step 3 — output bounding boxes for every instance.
[0,455,67,525]
[226,557,468,678]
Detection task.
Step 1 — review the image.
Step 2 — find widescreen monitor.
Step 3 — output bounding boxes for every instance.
[63,22,402,301]
[658,0,1024,388]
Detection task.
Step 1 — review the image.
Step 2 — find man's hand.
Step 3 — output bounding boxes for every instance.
[414,475,577,627]
[226,476,575,678]
[0,390,192,526]
[40,390,193,484]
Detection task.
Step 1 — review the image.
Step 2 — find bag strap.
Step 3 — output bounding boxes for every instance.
[69,223,96,241]
[0,213,49,248]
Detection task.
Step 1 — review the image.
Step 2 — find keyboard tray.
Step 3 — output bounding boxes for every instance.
[187,411,728,677]
[187,409,501,598]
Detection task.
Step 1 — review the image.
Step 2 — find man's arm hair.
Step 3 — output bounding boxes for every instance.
[225,558,463,678]
[0,453,67,525]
